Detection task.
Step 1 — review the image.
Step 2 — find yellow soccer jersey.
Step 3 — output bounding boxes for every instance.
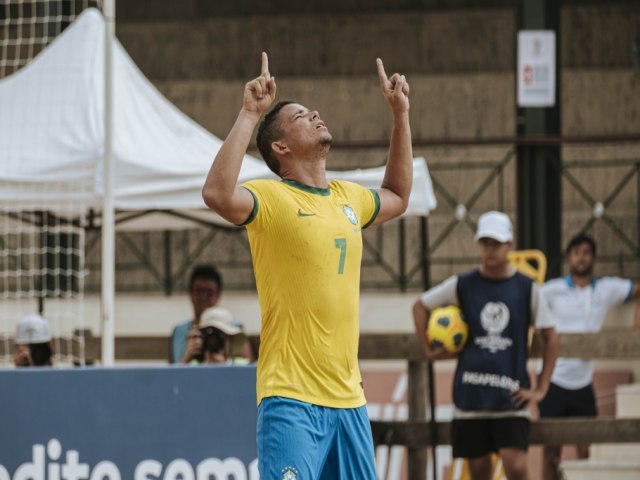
[241,178,380,408]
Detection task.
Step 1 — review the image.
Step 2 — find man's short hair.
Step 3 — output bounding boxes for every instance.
[189,264,223,291]
[566,233,597,257]
[256,100,294,176]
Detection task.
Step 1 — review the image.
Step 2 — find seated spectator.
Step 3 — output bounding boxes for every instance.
[197,306,242,364]
[14,314,54,367]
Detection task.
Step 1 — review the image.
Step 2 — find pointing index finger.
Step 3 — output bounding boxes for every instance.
[261,52,269,76]
[376,58,388,85]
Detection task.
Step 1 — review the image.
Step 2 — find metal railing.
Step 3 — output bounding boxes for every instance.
[78,136,640,294]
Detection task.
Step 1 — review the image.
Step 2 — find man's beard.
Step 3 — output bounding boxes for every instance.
[571,264,593,277]
[320,136,333,146]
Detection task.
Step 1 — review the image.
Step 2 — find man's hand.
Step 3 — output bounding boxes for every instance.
[424,344,460,362]
[512,387,546,408]
[181,328,203,364]
[243,52,277,118]
[13,345,32,367]
[202,52,274,224]
[413,300,459,362]
[376,58,410,115]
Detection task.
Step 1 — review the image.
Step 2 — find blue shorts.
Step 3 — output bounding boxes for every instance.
[257,396,376,480]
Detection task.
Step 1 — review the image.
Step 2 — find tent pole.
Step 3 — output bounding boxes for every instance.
[101,0,116,366]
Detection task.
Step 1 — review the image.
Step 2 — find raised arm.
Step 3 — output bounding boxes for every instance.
[202,52,277,225]
[372,58,413,226]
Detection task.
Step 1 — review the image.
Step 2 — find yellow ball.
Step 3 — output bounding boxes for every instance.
[426,305,468,353]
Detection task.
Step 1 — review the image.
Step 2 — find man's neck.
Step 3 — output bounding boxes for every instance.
[280,158,328,189]
[480,264,513,280]
[571,273,592,287]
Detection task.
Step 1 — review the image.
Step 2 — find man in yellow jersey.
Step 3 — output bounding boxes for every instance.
[203,52,412,479]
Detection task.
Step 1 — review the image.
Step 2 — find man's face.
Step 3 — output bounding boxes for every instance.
[276,103,332,153]
[190,278,220,317]
[567,242,595,277]
[478,237,512,268]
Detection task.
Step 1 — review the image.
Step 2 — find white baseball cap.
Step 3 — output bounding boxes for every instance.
[16,314,51,344]
[475,211,513,243]
[200,307,242,335]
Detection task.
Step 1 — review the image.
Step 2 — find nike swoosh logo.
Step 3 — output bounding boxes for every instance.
[297,209,316,217]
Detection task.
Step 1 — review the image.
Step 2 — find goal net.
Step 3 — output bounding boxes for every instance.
[0,0,102,367]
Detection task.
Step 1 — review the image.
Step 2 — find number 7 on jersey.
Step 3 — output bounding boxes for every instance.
[334,238,347,275]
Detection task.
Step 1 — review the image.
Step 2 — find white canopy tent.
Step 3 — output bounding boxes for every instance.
[0,7,436,229]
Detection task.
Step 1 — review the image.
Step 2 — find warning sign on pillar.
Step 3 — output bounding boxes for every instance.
[517,30,556,107]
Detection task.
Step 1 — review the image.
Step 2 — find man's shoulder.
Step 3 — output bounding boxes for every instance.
[171,319,192,336]
[330,179,359,187]
[242,178,281,192]
[595,276,632,293]
[457,269,479,281]
[512,270,534,283]
[596,276,629,285]
[329,179,370,196]
[428,273,460,291]
[542,277,568,292]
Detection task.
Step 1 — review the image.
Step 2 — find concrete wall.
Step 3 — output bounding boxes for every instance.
[93,1,640,292]
[114,3,640,161]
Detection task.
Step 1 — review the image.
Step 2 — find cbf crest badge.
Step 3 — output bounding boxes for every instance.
[342,205,358,225]
[281,466,299,480]
[475,301,513,353]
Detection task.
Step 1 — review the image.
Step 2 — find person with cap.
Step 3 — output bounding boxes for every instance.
[196,306,244,365]
[539,233,640,480]
[14,313,54,367]
[412,211,559,480]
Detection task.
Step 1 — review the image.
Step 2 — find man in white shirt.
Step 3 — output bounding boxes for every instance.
[539,233,640,480]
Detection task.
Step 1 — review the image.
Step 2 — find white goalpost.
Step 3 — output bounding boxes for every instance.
[0,0,105,367]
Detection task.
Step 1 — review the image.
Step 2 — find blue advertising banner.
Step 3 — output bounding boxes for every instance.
[0,365,258,480]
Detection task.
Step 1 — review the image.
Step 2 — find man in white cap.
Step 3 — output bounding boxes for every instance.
[413,211,558,480]
[193,306,243,364]
[14,313,54,367]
